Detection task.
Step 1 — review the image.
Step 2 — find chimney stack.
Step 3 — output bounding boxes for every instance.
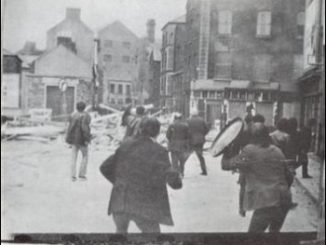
[66,8,81,20]
[146,19,156,43]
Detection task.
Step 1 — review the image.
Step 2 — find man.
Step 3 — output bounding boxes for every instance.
[270,118,290,156]
[166,113,191,177]
[100,117,182,233]
[66,101,91,181]
[229,114,265,217]
[122,105,146,140]
[187,110,209,175]
[222,124,294,233]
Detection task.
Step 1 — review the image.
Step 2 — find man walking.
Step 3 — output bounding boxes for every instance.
[166,113,191,177]
[66,101,91,181]
[187,110,210,175]
[122,105,146,140]
[100,117,182,233]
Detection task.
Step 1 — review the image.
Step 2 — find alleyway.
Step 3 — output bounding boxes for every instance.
[1,138,319,236]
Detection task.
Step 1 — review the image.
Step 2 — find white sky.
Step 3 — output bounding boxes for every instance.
[2,0,187,52]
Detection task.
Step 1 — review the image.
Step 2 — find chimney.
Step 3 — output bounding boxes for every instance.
[66,8,81,20]
[146,19,156,43]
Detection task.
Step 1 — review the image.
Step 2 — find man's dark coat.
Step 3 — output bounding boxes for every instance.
[100,136,182,226]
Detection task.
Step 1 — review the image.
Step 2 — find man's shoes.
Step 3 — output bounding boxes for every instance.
[71,176,77,182]
[79,176,87,181]
[302,175,312,179]
[201,172,207,176]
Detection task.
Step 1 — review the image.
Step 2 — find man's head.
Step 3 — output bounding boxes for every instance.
[76,101,86,112]
[136,106,145,116]
[174,112,182,121]
[139,117,161,138]
[276,118,288,132]
[251,123,271,147]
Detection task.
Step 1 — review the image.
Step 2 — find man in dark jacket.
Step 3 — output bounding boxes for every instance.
[100,117,182,233]
[222,124,294,233]
[66,101,91,181]
[187,111,209,175]
[166,113,191,177]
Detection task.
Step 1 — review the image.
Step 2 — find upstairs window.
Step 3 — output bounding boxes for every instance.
[104,54,112,62]
[104,40,113,48]
[110,84,115,94]
[123,41,131,49]
[218,10,232,35]
[126,84,131,95]
[297,12,305,39]
[122,56,130,63]
[118,84,123,94]
[257,11,272,37]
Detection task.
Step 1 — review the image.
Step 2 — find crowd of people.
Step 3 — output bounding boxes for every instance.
[64,101,317,234]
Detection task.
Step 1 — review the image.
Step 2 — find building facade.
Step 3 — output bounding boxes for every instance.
[161,16,187,114]
[298,0,325,155]
[98,21,138,108]
[2,50,23,117]
[46,8,94,64]
[26,45,93,120]
[184,0,305,126]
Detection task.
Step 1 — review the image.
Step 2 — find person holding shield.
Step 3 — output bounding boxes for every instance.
[221,123,294,233]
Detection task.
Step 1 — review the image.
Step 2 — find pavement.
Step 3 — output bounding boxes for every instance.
[1,136,319,238]
[294,153,324,206]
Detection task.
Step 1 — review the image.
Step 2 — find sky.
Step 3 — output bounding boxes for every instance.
[2,0,187,52]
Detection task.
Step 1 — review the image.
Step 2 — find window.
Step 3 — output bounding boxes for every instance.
[111,98,116,104]
[126,84,131,95]
[110,84,115,93]
[122,56,130,63]
[218,11,232,35]
[104,40,113,47]
[118,99,123,105]
[209,91,216,99]
[166,47,174,70]
[123,41,131,48]
[215,52,231,78]
[104,54,112,62]
[257,11,272,37]
[202,91,208,98]
[297,12,305,39]
[118,84,123,94]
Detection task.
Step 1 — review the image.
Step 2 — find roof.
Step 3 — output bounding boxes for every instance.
[33,45,92,79]
[162,14,186,30]
[2,49,14,55]
[98,21,138,40]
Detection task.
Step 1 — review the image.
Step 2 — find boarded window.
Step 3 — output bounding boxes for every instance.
[123,41,131,48]
[257,11,272,37]
[218,11,232,35]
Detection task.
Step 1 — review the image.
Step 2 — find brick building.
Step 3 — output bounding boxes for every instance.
[184,0,305,126]
[160,15,187,114]
[98,21,138,108]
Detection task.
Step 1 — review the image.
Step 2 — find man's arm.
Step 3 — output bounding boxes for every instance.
[100,150,118,184]
[81,114,91,143]
[221,146,252,171]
